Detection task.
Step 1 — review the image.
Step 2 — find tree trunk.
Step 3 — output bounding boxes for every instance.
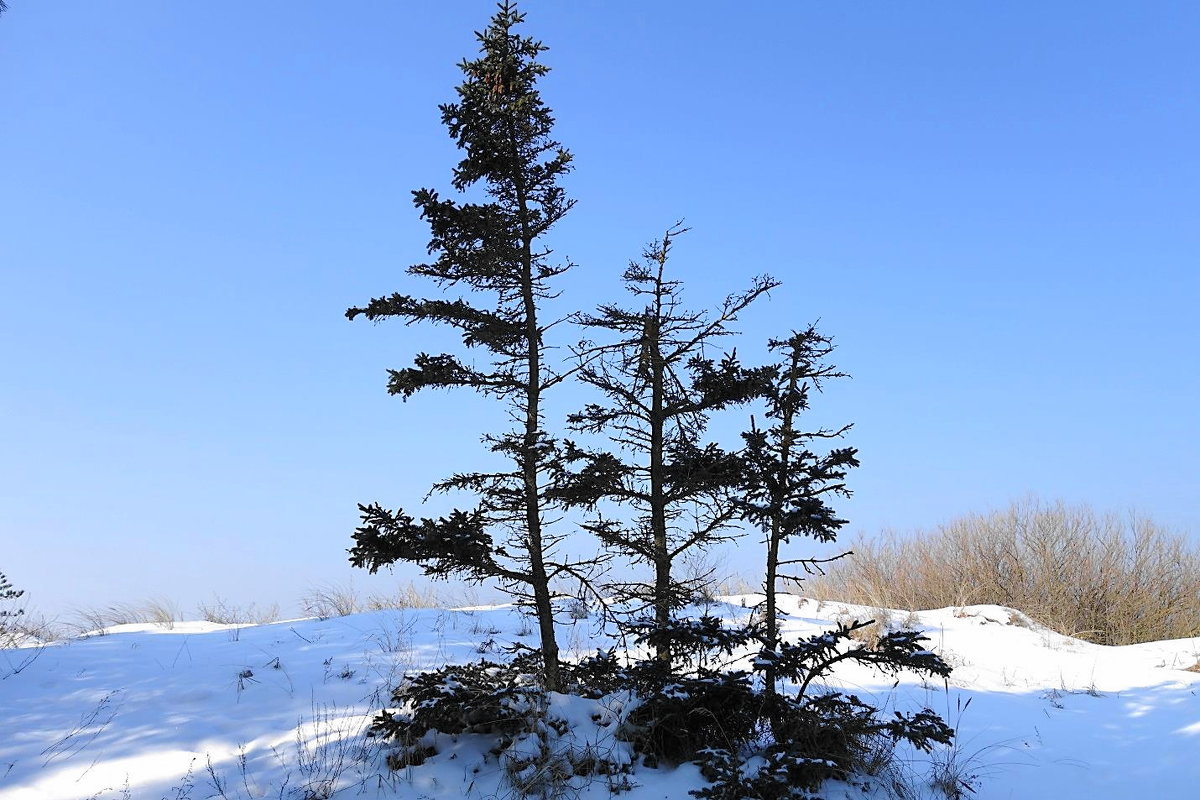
[517,177,560,691]
[648,307,670,664]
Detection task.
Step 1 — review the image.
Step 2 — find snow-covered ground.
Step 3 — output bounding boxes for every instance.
[2,597,1199,799]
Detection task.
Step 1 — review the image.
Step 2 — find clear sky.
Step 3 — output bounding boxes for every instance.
[2,2,1197,618]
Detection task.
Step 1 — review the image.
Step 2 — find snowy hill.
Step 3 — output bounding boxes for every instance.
[2,598,1199,799]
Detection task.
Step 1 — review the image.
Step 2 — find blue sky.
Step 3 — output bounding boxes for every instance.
[2,2,1197,617]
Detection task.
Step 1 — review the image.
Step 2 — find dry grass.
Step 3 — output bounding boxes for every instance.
[68,598,182,634]
[365,583,442,611]
[809,499,1200,645]
[834,605,895,649]
[302,581,443,620]
[301,583,364,620]
[0,610,64,648]
[197,597,281,626]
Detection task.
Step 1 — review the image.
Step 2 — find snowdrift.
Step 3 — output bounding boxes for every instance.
[2,598,1198,799]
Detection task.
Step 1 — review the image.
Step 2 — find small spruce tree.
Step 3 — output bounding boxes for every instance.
[739,327,860,695]
[0,570,23,605]
[346,2,586,692]
[0,569,25,641]
[552,226,776,663]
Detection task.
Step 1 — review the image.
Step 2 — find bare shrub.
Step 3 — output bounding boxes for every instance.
[198,597,281,625]
[301,583,363,620]
[809,499,1200,645]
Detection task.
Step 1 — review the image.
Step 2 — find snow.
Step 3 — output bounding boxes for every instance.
[2,599,1199,799]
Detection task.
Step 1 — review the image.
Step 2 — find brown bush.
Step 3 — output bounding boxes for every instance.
[808,499,1200,645]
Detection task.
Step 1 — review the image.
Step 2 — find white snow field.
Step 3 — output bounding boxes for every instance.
[2,598,1199,799]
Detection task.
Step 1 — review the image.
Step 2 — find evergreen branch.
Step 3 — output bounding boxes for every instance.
[385,353,519,398]
[348,503,527,584]
[348,293,525,351]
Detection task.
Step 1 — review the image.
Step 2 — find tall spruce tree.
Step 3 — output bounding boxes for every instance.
[551,226,776,663]
[346,2,582,691]
[739,327,860,695]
